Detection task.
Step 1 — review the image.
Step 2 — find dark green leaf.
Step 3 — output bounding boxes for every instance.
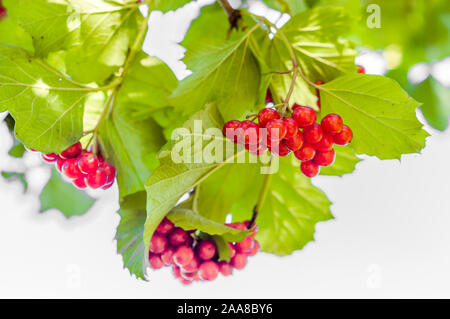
[116,191,147,280]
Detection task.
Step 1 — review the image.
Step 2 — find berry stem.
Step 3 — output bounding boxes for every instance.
[217,0,243,30]
[250,160,274,228]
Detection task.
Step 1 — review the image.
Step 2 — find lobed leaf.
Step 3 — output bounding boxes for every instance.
[320,74,429,159]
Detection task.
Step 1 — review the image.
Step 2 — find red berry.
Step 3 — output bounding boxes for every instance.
[300,161,320,177]
[42,153,59,163]
[231,253,247,270]
[78,153,99,174]
[246,241,260,257]
[173,266,182,279]
[60,142,82,159]
[218,261,233,276]
[86,167,107,189]
[313,149,335,167]
[198,261,219,281]
[172,266,182,279]
[283,117,299,139]
[314,134,334,151]
[161,247,175,266]
[149,233,167,254]
[56,157,66,172]
[182,256,200,273]
[321,114,343,135]
[246,142,267,156]
[62,158,83,179]
[292,106,316,128]
[235,237,253,254]
[180,278,193,285]
[266,119,286,141]
[168,228,189,246]
[181,270,198,281]
[285,133,304,151]
[227,222,247,230]
[228,243,236,259]
[333,125,353,145]
[196,240,217,261]
[174,245,194,267]
[148,254,164,270]
[238,120,261,145]
[270,141,291,156]
[258,108,280,127]
[316,80,323,85]
[265,90,273,104]
[73,177,87,189]
[156,218,174,235]
[357,65,365,74]
[222,120,241,141]
[294,144,316,161]
[102,162,116,184]
[102,181,114,190]
[303,123,323,144]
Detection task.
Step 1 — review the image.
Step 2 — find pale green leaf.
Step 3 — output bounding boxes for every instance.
[320,74,429,159]
[261,0,308,15]
[153,0,192,12]
[40,168,95,217]
[320,145,360,176]
[144,104,244,260]
[171,4,261,121]
[0,45,92,153]
[412,77,450,131]
[0,16,34,52]
[231,156,333,256]
[264,7,357,108]
[167,207,249,242]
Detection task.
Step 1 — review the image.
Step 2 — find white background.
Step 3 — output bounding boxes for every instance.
[1,0,450,298]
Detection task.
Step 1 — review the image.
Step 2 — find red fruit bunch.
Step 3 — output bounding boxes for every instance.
[39,142,116,190]
[148,218,259,285]
[222,94,353,178]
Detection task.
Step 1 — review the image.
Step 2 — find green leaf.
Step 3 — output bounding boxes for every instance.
[8,142,26,158]
[264,7,357,108]
[212,235,231,262]
[167,207,249,242]
[171,4,261,121]
[117,53,179,114]
[40,168,95,217]
[319,74,429,159]
[0,45,91,153]
[64,1,143,84]
[4,0,73,56]
[144,104,242,260]
[0,16,34,52]
[231,156,333,256]
[195,163,262,223]
[1,171,28,191]
[320,145,360,176]
[261,0,308,15]
[116,191,147,280]
[412,77,450,131]
[97,54,174,199]
[153,0,192,12]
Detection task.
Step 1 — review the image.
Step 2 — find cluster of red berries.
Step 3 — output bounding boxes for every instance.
[39,142,116,190]
[222,103,353,177]
[148,218,259,285]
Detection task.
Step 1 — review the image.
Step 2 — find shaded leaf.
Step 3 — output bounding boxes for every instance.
[40,168,95,217]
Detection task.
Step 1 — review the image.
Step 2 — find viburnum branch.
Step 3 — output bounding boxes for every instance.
[89,12,150,144]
